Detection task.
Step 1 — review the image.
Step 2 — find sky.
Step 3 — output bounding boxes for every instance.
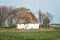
[0,0,60,24]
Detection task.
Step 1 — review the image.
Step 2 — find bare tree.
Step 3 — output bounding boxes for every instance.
[0,6,16,27]
[39,10,53,27]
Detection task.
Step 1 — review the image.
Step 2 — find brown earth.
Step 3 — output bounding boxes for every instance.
[0,29,60,32]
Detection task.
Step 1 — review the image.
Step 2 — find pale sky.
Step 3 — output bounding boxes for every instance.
[0,0,60,24]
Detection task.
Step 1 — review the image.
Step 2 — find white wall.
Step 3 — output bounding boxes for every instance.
[17,24,39,29]
[17,24,25,29]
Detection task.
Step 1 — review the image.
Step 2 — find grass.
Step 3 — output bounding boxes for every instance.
[0,32,60,40]
[0,27,59,31]
[0,26,60,40]
[0,27,16,30]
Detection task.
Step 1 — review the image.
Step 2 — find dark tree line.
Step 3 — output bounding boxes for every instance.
[39,10,53,27]
[0,6,17,27]
[0,6,53,28]
[0,6,33,27]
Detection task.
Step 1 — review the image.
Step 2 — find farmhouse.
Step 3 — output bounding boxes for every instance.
[16,12,39,29]
[16,10,50,29]
[0,6,52,28]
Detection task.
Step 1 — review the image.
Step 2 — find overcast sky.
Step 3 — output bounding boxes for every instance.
[0,0,60,24]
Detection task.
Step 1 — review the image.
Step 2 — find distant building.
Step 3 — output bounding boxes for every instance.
[16,11,39,29]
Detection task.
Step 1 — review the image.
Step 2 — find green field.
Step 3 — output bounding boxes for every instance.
[0,26,60,40]
[0,31,60,40]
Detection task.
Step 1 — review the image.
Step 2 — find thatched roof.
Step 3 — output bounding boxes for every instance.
[16,12,38,24]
